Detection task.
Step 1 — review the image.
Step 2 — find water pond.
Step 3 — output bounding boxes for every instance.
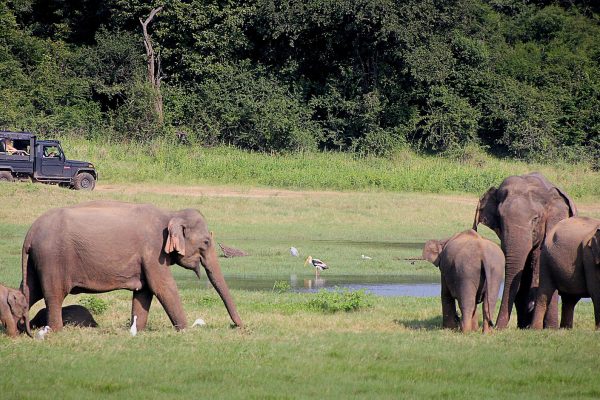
[192,274,441,297]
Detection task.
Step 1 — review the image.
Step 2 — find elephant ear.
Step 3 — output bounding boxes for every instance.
[590,229,600,265]
[473,187,500,235]
[552,186,578,217]
[422,240,444,267]
[165,217,186,256]
[7,290,27,319]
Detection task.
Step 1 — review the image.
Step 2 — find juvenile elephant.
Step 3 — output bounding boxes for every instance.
[532,217,600,330]
[423,229,504,333]
[21,200,243,333]
[473,172,577,329]
[30,305,98,329]
[0,284,29,338]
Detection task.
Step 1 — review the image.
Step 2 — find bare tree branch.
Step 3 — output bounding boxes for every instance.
[139,6,164,125]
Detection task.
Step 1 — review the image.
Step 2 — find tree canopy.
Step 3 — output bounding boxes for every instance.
[1,0,599,161]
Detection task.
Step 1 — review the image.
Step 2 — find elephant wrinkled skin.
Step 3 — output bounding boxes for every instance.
[423,229,504,333]
[473,172,577,329]
[532,217,600,330]
[0,284,29,338]
[21,200,243,333]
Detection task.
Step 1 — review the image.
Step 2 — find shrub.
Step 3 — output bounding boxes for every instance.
[272,280,291,294]
[78,296,109,315]
[307,288,374,313]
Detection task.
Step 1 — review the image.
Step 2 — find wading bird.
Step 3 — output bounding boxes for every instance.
[130,315,138,337]
[290,247,299,257]
[192,318,206,327]
[35,326,51,340]
[304,256,328,278]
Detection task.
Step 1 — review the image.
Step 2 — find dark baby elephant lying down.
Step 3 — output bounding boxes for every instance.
[30,305,98,329]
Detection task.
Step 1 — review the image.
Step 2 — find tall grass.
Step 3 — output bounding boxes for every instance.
[61,138,600,197]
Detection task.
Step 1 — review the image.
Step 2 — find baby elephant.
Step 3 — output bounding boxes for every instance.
[0,284,29,338]
[532,217,600,329]
[423,229,504,333]
[30,305,98,329]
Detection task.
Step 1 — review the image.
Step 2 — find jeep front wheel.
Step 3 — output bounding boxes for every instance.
[73,172,95,190]
[0,171,14,182]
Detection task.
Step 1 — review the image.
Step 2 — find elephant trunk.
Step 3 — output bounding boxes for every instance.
[496,238,531,329]
[23,313,32,338]
[202,248,243,328]
[20,253,32,338]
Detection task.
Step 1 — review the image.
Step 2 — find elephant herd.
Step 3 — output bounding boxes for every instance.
[424,172,600,332]
[0,172,599,338]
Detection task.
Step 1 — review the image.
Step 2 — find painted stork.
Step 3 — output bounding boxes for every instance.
[304,256,328,278]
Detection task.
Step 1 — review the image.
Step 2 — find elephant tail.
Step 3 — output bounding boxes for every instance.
[482,255,502,329]
[472,199,481,231]
[20,239,32,338]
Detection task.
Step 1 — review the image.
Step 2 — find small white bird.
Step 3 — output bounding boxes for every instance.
[304,256,328,278]
[35,326,51,340]
[192,318,206,327]
[130,315,138,336]
[361,254,372,260]
[290,247,300,257]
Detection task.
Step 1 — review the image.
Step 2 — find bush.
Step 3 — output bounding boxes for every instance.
[272,280,291,294]
[307,288,374,313]
[78,296,109,315]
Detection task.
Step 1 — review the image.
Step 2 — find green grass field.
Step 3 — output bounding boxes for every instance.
[1,163,600,398]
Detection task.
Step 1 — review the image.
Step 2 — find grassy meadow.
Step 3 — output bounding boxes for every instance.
[61,138,600,198]
[1,146,600,399]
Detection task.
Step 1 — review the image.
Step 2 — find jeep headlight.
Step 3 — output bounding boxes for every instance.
[88,164,94,168]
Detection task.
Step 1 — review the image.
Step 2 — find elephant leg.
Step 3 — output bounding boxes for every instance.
[0,301,18,337]
[515,266,534,328]
[543,291,559,329]
[44,295,65,331]
[144,268,187,330]
[590,292,600,330]
[131,288,153,331]
[471,308,479,332]
[482,301,493,334]
[458,299,476,333]
[594,301,600,330]
[441,279,458,329]
[560,294,579,329]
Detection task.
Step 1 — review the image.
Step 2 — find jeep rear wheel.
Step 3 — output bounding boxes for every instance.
[0,171,14,182]
[73,172,95,190]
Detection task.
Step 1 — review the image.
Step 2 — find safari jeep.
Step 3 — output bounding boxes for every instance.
[0,131,97,190]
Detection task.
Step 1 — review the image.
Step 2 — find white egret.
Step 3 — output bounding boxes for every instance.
[290,247,299,257]
[192,318,206,327]
[35,326,51,340]
[304,256,328,278]
[361,254,372,260]
[130,315,138,336]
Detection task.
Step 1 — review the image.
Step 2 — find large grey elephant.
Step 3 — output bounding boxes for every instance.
[532,217,600,330]
[21,200,243,333]
[0,283,29,338]
[473,172,577,329]
[423,229,504,333]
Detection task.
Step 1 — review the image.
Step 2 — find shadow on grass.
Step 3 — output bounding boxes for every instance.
[393,316,444,330]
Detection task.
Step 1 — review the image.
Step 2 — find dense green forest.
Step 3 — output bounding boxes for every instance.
[0,0,599,162]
